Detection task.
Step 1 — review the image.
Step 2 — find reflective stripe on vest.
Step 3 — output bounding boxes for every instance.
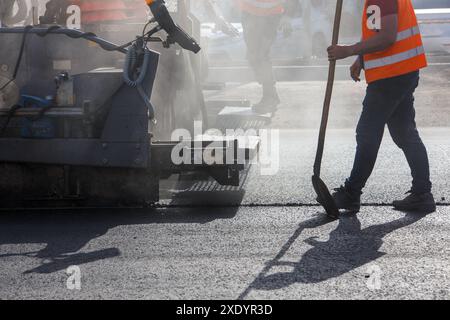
[362,0,428,83]
[237,0,284,16]
[396,25,420,41]
[365,26,424,70]
[365,45,425,69]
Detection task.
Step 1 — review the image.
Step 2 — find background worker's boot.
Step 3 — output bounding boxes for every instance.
[331,185,361,213]
[393,192,436,214]
[252,86,280,113]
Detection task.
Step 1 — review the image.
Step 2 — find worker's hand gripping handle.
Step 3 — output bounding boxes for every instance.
[313,0,343,176]
[145,0,201,53]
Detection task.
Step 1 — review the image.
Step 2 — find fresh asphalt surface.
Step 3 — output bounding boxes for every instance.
[1,56,450,300]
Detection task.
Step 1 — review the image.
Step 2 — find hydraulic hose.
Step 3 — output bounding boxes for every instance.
[123,45,151,88]
[123,45,155,119]
[0,26,129,53]
[0,26,156,119]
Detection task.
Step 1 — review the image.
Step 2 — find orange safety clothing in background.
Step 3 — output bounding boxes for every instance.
[235,0,285,16]
[70,0,146,24]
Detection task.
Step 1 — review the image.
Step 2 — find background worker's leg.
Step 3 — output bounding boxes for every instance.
[242,13,281,110]
[388,84,432,194]
[258,14,281,100]
[242,13,263,82]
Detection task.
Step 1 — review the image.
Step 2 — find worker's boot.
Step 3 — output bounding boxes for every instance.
[331,185,361,213]
[252,86,280,113]
[393,191,436,214]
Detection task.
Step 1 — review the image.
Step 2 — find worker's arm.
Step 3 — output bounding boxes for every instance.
[40,0,71,25]
[333,15,397,82]
[203,0,239,37]
[327,14,398,61]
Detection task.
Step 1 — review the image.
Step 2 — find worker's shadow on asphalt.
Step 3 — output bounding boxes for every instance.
[239,211,427,299]
[0,206,239,275]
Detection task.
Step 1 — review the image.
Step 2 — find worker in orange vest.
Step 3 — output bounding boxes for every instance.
[70,0,147,25]
[326,0,434,214]
[40,0,147,26]
[42,0,236,37]
[235,0,298,113]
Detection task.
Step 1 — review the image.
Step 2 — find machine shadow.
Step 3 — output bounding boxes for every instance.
[239,211,427,299]
[0,205,239,275]
[0,164,249,275]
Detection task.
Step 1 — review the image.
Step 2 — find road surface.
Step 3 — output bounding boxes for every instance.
[1,58,450,300]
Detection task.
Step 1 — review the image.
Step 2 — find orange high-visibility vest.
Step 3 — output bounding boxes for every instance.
[362,0,427,83]
[236,0,285,16]
[70,0,145,24]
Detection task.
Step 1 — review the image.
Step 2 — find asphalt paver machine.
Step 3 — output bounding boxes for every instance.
[0,0,259,208]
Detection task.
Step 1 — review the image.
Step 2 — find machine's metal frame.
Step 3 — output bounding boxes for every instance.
[0,25,258,208]
[0,27,155,170]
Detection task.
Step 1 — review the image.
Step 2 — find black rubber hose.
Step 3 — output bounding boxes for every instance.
[0,26,129,53]
[123,45,155,119]
[123,45,151,87]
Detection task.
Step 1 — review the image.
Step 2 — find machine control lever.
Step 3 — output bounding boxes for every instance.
[146,0,201,53]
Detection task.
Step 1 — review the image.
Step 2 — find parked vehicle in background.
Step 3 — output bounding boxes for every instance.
[200,0,361,66]
[200,2,308,65]
[413,0,450,55]
[201,0,450,67]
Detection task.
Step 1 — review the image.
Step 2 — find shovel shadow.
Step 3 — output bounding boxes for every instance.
[239,211,427,299]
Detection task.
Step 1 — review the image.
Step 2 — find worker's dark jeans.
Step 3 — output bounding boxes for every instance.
[241,12,281,91]
[345,71,432,195]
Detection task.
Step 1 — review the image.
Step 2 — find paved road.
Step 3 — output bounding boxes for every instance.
[1,63,450,300]
[160,129,450,206]
[1,207,449,299]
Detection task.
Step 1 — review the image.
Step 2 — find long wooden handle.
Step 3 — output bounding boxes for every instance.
[313,0,344,177]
